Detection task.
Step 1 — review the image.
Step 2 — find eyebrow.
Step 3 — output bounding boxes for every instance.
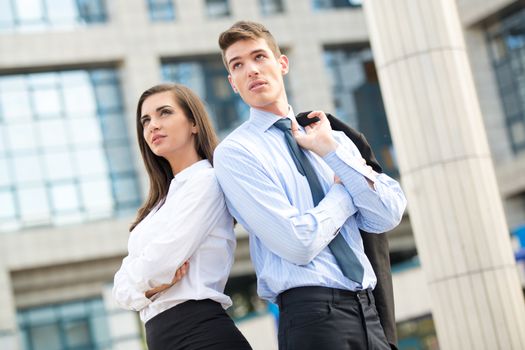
[227,49,267,66]
[141,105,172,119]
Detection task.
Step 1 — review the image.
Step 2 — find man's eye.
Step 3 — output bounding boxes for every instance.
[255,54,265,60]
[232,62,241,70]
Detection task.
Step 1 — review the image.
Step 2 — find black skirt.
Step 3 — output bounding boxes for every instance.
[145,299,252,350]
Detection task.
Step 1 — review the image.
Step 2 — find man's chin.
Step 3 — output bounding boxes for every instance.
[247,99,270,109]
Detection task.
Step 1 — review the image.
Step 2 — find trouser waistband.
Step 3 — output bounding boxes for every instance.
[276,286,373,309]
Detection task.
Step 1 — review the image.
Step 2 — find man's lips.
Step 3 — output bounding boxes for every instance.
[249,80,267,91]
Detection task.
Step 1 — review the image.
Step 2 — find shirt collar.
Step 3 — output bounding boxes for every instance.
[173,159,211,182]
[249,106,296,133]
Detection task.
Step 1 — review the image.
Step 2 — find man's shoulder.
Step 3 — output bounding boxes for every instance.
[225,121,253,140]
[214,122,270,170]
[216,122,254,153]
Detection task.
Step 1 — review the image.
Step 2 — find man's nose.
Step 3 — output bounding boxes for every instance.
[246,62,259,77]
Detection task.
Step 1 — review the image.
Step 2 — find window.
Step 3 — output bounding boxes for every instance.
[162,57,248,138]
[0,68,140,232]
[260,0,284,15]
[324,46,398,177]
[18,298,111,350]
[0,0,107,32]
[205,0,230,18]
[312,0,362,10]
[397,314,439,350]
[487,8,525,154]
[147,0,175,21]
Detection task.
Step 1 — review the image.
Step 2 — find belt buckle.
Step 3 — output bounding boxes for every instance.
[356,289,370,304]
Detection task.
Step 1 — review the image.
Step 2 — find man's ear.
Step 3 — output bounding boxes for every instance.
[228,75,238,93]
[279,54,289,75]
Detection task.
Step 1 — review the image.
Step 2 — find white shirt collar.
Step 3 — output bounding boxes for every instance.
[174,159,212,183]
[249,106,296,133]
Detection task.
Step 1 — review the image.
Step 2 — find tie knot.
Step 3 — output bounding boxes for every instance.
[273,118,292,132]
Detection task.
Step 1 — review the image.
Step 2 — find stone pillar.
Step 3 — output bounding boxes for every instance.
[362,0,525,349]
[0,267,20,350]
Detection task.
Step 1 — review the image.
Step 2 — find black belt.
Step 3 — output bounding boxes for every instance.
[276,286,373,310]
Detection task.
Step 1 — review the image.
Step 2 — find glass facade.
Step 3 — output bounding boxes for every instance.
[0,0,107,32]
[0,68,140,232]
[225,275,267,320]
[162,57,249,138]
[312,0,362,10]
[147,0,175,21]
[18,298,111,350]
[260,0,285,15]
[205,0,230,18]
[323,46,398,177]
[487,8,525,154]
[397,314,439,350]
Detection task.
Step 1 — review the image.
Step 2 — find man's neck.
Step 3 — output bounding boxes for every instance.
[253,100,290,117]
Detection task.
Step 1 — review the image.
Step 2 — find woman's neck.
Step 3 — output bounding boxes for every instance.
[168,150,202,176]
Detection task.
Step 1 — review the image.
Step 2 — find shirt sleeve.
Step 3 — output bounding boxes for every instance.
[214,141,357,266]
[322,131,407,233]
[121,172,228,292]
[112,256,152,311]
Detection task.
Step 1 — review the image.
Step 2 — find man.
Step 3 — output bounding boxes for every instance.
[214,21,407,350]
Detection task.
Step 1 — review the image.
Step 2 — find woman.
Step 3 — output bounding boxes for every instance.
[112,84,252,350]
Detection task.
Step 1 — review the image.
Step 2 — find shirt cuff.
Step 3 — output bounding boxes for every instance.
[326,146,377,181]
[324,183,356,223]
[129,291,153,311]
[124,262,157,293]
[323,148,375,195]
[309,183,356,242]
[113,278,153,311]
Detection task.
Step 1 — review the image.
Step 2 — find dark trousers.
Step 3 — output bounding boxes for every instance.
[277,287,390,350]
[145,299,252,350]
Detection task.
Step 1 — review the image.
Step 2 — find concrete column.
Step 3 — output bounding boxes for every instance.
[0,266,20,350]
[362,1,525,349]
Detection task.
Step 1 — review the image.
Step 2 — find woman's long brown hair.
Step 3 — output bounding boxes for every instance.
[130,84,219,231]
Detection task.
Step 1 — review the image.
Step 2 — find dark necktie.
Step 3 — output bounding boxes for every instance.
[274,118,364,284]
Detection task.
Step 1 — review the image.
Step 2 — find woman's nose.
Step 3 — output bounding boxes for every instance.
[148,117,160,131]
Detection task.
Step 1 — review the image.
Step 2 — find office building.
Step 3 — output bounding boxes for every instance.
[0,0,523,349]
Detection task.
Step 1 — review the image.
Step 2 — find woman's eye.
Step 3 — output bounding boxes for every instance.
[141,118,150,126]
[161,109,172,116]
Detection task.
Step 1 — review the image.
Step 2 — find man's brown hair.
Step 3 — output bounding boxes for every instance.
[218,21,282,70]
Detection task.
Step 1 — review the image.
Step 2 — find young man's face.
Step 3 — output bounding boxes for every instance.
[225,38,289,115]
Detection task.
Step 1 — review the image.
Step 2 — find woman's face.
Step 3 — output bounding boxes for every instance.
[140,91,197,160]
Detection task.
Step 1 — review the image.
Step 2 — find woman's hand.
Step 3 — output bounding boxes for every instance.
[145,261,189,299]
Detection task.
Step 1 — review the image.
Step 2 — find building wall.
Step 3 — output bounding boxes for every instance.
[0,0,524,349]
[0,1,370,349]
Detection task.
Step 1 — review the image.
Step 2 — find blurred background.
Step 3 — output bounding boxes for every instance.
[0,0,524,349]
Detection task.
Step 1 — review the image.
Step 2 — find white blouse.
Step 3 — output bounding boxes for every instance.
[112,160,236,322]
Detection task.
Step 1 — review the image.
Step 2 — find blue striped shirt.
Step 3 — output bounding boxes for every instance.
[214,107,407,302]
